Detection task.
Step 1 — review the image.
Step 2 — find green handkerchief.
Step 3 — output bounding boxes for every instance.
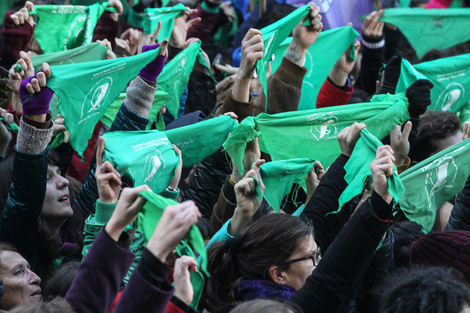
[259,158,315,212]
[256,4,311,111]
[399,139,470,232]
[136,190,209,276]
[338,129,404,213]
[46,47,160,157]
[103,130,179,194]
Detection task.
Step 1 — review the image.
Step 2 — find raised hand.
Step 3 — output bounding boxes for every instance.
[171,8,201,48]
[173,255,198,305]
[229,159,265,236]
[390,121,412,166]
[96,136,122,204]
[370,145,395,203]
[337,122,367,157]
[105,185,151,242]
[287,2,322,66]
[146,201,201,262]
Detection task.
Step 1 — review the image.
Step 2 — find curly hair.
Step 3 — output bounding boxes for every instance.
[379,266,470,313]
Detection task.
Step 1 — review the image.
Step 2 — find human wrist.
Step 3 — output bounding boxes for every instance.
[104,222,124,242]
[232,75,251,103]
[328,70,349,88]
[146,240,170,263]
[285,41,307,67]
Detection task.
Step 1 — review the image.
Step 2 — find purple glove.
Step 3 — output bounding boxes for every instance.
[139,44,167,83]
[19,74,53,115]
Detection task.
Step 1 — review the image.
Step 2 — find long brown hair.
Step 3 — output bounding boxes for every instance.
[203,214,314,311]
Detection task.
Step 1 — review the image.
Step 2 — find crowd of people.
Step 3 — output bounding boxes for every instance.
[0,0,470,312]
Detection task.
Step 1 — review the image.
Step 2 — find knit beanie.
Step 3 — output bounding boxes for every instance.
[410,230,470,283]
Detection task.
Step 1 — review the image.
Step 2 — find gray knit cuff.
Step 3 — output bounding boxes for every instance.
[123,76,158,118]
[17,118,54,154]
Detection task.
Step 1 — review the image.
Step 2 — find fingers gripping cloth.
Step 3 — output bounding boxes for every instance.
[406,79,434,118]
[139,44,166,83]
[19,74,53,115]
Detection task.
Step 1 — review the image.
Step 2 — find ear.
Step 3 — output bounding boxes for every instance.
[269,265,287,285]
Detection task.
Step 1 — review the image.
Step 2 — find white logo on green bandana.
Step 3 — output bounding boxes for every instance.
[424,156,458,209]
[437,82,465,111]
[80,77,113,124]
[308,114,339,141]
[143,150,165,183]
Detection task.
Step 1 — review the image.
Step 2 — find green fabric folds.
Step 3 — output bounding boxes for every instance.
[136,190,209,276]
[372,8,470,59]
[256,4,311,111]
[157,41,201,119]
[31,43,108,70]
[46,48,161,157]
[399,139,470,233]
[165,115,238,166]
[143,3,186,38]
[338,129,404,212]
[102,130,179,194]
[272,26,359,111]
[259,158,315,212]
[223,93,410,174]
[99,90,170,130]
[30,3,112,54]
[397,54,470,113]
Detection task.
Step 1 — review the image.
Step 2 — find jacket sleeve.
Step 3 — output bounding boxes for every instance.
[292,192,394,313]
[0,148,48,260]
[65,230,136,313]
[0,116,53,260]
[0,11,35,69]
[316,78,354,109]
[254,57,307,116]
[301,154,353,253]
[210,175,237,233]
[113,248,174,313]
[219,92,254,123]
[355,229,395,312]
[444,175,470,231]
[182,147,232,220]
[355,36,385,96]
[92,12,119,50]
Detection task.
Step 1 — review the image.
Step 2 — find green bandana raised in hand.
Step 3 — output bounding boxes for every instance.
[399,139,470,233]
[143,3,186,39]
[46,47,160,157]
[272,26,359,111]
[31,43,108,71]
[260,158,315,212]
[257,4,311,112]
[338,129,404,213]
[30,3,113,54]
[103,130,179,194]
[397,54,470,113]
[136,190,209,277]
[369,8,470,59]
[165,115,238,167]
[223,93,410,174]
[156,41,201,119]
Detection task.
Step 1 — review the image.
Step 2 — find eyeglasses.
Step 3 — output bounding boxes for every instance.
[284,247,321,267]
